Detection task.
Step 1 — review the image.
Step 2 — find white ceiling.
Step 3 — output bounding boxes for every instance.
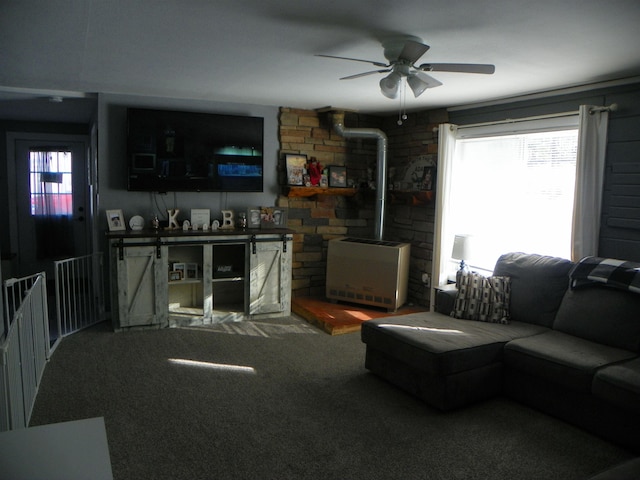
[2,0,640,119]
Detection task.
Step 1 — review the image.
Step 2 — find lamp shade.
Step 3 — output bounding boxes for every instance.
[407,74,429,97]
[451,234,473,261]
[407,72,443,97]
[379,72,401,99]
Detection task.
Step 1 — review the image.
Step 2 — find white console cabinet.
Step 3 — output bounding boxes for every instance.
[108,230,292,330]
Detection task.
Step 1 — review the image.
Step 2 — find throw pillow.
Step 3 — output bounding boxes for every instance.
[451,272,511,324]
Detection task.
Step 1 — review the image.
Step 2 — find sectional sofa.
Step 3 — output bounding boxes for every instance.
[361,252,640,453]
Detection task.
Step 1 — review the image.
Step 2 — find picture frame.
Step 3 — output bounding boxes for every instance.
[285,153,307,186]
[106,209,126,231]
[260,207,288,228]
[190,209,210,229]
[168,270,183,282]
[247,208,261,228]
[185,263,198,280]
[328,165,347,187]
[172,263,186,278]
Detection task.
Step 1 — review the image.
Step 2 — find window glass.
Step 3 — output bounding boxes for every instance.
[29,149,73,216]
[448,129,578,271]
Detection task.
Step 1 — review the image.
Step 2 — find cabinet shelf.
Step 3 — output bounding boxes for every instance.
[169,305,204,316]
[213,304,245,314]
[212,276,244,283]
[284,186,358,198]
[169,279,202,286]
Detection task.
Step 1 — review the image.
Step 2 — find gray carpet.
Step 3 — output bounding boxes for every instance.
[30,316,632,480]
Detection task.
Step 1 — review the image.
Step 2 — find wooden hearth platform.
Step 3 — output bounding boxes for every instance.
[292,296,428,335]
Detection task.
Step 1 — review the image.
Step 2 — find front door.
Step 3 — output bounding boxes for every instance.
[9,134,91,278]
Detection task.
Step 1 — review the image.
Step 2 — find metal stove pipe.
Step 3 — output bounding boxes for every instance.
[331,111,388,241]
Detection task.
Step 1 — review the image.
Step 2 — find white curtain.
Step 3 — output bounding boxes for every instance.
[571,105,610,261]
[430,123,457,309]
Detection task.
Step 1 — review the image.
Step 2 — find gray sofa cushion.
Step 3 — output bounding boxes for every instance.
[504,330,637,393]
[554,286,640,352]
[593,357,640,414]
[493,252,574,327]
[361,311,547,376]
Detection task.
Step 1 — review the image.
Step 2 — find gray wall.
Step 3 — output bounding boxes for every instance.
[449,81,640,262]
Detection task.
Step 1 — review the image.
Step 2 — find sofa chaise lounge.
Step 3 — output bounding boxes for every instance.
[361,252,640,454]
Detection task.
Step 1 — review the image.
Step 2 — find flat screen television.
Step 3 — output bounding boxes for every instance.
[126,107,264,192]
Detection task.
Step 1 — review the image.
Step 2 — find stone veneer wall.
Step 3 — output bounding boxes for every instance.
[381,109,448,306]
[277,107,447,307]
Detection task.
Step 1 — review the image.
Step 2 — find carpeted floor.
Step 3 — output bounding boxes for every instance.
[292,296,428,334]
[29,316,633,480]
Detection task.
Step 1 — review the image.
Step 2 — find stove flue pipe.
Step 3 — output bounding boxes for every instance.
[331,111,388,241]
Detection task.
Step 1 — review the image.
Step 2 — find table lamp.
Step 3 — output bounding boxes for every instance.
[451,234,473,272]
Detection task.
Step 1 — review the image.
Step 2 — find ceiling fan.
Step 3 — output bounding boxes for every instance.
[317,35,495,99]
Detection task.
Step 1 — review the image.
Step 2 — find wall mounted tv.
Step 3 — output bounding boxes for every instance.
[126,107,264,192]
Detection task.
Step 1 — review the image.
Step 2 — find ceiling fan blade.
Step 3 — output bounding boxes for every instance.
[419,63,496,74]
[340,69,391,80]
[315,54,389,68]
[398,40,430,64]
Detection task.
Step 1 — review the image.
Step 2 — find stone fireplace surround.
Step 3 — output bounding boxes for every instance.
[278,107,447,308]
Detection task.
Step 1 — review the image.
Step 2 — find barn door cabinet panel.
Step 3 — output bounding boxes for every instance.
[108,231,292,330]
[250,239,292,316]
[113,245,167,329]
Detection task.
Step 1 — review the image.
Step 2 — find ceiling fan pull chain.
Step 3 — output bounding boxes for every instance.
[398,80,408,125]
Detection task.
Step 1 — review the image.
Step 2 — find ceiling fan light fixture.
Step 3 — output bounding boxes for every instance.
[319,36,493,102]
[407,74,429,98]
[379,72,401,99]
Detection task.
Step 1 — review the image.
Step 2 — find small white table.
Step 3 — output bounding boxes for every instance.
[0,417,113,480]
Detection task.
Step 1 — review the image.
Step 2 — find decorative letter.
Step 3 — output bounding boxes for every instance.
[167,209,180,229]
[220,210,234,230]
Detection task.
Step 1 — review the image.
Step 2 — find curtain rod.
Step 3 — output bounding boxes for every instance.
[452,103,617,131]
[453,110,577,130]
[589,103,618,114]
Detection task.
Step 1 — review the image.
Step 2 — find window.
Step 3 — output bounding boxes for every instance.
[29,149,73,216]
[445,117,579,273]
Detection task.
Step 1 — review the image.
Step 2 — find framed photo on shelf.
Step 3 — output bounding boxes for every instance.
[168,270,183,282]
[185,263,198,280]
[190,209,210,229]
[328,165,347,187]
[172,263,186,278]
[285,154,307,186]
[106,209,126,231]
[260,207,288,228]
[247,208,261,228]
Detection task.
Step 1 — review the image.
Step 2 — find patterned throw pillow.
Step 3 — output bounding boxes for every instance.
[451,272,511,324]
